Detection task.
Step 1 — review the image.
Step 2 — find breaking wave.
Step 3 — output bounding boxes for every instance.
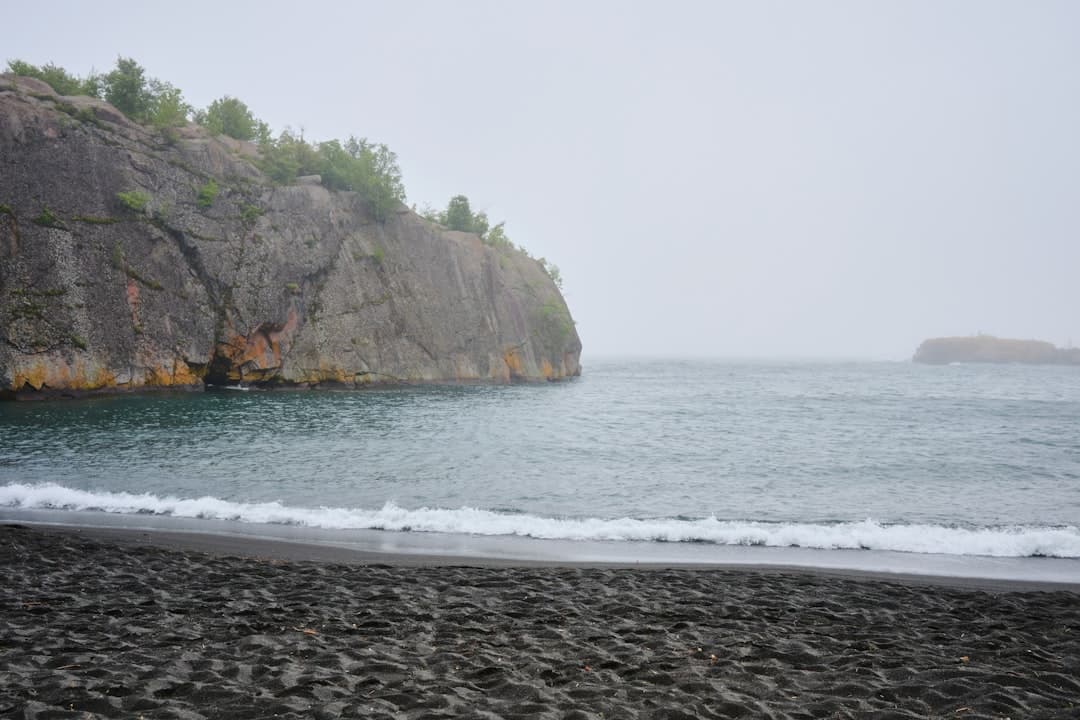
[2,482,1078,558]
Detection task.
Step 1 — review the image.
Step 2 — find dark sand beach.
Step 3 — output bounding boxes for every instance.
[2,524,1078,719]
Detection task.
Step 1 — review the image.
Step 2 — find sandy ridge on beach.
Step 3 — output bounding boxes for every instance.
[1,525,1078,719]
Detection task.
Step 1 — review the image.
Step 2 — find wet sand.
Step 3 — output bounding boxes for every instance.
[2,524,1078,719]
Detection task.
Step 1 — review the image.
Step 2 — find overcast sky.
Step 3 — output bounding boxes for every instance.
[7,1,1079,360]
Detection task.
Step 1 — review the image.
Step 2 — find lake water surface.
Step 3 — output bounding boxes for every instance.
[2,359,1078,578]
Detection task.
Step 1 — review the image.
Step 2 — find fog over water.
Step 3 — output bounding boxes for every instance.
[8,1,1079,359]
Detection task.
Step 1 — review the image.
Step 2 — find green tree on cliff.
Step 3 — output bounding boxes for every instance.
[196,96,269,141]
[147,79,190,128]
[8,57,189,126]
[444,195,474,232]
[103,57,152,119]
[427,195,518,246]
[429,195,489,236]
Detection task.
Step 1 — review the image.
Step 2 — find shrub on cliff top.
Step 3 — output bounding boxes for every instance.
[425,195,522,252]
[424,195,489,235]
[149,80,191,129]
[99,57,191,126]
[10,56,406,223]
[8,57,190,125]
[5,59,101,97]
[484,222,513,251]
[446,195,488,235]
[257,133,405,221]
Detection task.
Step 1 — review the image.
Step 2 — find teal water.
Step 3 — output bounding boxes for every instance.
[2,359,1079,558]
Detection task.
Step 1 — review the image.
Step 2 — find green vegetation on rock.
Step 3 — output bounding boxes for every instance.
[258,133,405,221]
[5,59,100,96]
[423,195,488,235]
[116,190,150,213]
[539,301,575,345]
[101,58,189,127]
[6,56,565,282]
[6,57,192,129]
[7,56,408,224]
[421,196,510,249]
[196,180,219,209]
[239,203,263,226]
[538,258,564,290]
[484,222,512,251]
[32,207,65,229]
[420,195,564,288]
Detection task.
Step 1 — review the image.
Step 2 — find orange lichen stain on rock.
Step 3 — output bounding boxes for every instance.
[503,347,524,377]
[11,362,50,391]
[172,360,203,385]
[125,277,140,329]
[144,358,203,387]
[10,357,117,392]
[93,366,118,388]
[488,354,511,383]
[234,330,277,369]
[215,309,300,381]
[540,358,555,379]
[452,355,480,381]
[296,364,351,385]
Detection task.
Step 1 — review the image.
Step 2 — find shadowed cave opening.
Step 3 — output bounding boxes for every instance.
[202,351,242,388]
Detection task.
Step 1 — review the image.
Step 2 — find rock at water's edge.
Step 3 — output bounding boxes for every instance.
[0,75,581,398]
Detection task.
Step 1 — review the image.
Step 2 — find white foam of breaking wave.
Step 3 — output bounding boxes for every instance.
[2,482,1078,558]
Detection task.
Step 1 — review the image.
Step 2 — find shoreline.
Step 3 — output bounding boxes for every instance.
[1,373,580,402]
[3,523,1078,718]
[9,520,1079,593]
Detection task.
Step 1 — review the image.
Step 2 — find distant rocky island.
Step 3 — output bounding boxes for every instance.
[913,335,1080,365]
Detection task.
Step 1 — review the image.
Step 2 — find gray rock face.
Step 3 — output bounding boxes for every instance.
[0,75,581,398]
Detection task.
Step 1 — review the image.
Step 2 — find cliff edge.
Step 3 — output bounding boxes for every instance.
[913,335,1080,365]
[0,76,581,398]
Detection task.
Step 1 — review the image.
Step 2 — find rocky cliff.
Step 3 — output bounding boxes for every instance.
[0,76,581,398]
[913,335,1080,365]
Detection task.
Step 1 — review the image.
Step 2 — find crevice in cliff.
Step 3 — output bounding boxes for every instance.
[153,213,223,311]
[1,210,21,256]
